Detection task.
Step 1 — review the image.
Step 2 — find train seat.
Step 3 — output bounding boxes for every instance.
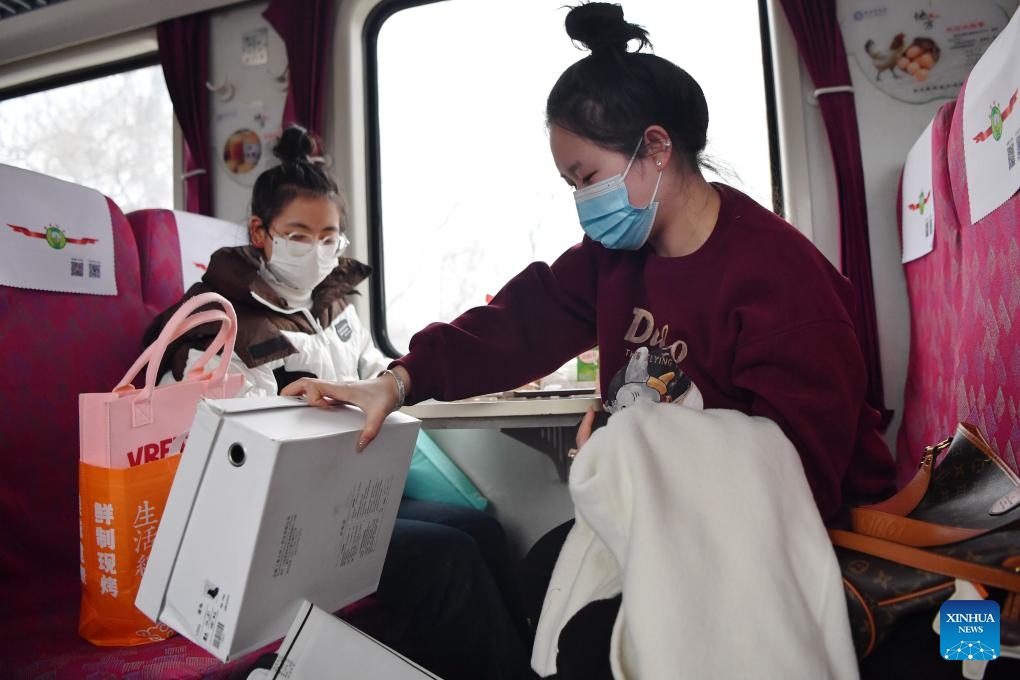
[0,165,280,677]
[895,99,965,485]
[877,76,1020,679]
[896,84,1020,483]
[127,208,247,313]
[0,169,394,678]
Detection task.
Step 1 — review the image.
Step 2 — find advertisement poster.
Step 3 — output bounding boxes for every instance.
[0,165,117,296]
[961,9,1020,223]
[900,117,936,262]
[213,98,284,188]
[842,0,1013,104]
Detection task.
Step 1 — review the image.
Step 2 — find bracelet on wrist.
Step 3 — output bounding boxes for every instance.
[378,369,406,410]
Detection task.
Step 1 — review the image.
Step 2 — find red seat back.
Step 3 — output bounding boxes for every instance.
[897,89,1020,483]
[127,208,247,313]
[0,171,153,601]
[126,208,186,313]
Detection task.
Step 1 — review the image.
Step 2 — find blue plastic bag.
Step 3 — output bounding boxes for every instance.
[403,431,488,510]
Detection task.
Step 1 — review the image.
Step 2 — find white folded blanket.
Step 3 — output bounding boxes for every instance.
[531,401,859,680]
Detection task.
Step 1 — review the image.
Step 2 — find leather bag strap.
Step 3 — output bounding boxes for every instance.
[849,424,1018,546]
[856,432,953,515]
[849,509,988,547]
[830,529,1020,593]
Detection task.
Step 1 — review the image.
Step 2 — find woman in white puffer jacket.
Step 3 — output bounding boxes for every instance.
[144,125,532,680]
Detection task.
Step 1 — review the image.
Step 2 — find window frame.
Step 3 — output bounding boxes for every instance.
[363,0,444,358]
[363,0,781,359]
[0,48,180,210]
[758,0,784,217]
[0,52,160,103]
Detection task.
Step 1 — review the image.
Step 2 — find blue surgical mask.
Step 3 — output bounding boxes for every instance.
[574,139,663,250]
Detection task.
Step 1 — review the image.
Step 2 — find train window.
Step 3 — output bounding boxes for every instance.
[369,0,774,355]
[0,62,173,212]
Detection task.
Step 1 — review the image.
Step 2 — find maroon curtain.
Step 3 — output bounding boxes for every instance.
[777,0,892,428]
[157,14,213,215]
[263,0,335,136]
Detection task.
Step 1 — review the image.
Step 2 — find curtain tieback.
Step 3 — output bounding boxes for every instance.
[180,169,207,180]
[809,85,854,105]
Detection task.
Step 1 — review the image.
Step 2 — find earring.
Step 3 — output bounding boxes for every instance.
[656,159,663,168]
[664,140,671,149]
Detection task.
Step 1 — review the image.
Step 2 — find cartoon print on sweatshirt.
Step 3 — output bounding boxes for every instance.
[604,345,702,414]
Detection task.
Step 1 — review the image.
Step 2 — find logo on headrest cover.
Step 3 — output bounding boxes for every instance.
[7,222,99,249]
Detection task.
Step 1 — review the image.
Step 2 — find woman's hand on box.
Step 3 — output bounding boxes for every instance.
[281,374,403,452]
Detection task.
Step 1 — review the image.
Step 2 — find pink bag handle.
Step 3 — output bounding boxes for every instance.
[116,310,232,390]
[115,292,239,425]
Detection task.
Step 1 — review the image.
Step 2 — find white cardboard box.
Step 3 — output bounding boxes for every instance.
[136,396,420,662]
[248,600,442,679]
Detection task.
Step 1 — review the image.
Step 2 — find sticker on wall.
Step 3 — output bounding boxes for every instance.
[242,27,270,67]
[842,0,1012,105]
[901,117,936,263]
[962,8,1020,224]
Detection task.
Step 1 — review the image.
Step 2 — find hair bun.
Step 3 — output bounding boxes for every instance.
[273,125,317,164]
[565,2,651,55]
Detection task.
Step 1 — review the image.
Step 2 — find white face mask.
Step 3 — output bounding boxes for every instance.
[266,236,339,292]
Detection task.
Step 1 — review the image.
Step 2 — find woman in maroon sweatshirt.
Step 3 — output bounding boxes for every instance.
[285,2,895,523]
[284,3,897,673]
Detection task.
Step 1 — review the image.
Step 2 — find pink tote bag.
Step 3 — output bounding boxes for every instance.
[80,292,245,468]
[78,292,244,645]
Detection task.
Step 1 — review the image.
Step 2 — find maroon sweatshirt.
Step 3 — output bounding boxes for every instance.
[396,184,895,520]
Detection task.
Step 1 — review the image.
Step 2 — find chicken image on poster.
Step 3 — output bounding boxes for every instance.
[842,0,1013,104]
[864,34,941,83]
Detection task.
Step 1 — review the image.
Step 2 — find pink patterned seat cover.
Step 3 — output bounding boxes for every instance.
[127,208,248,315]
[127,208,187,314]
[896,87,1020,485]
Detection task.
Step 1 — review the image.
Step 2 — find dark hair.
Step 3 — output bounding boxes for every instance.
[547,2,710,171]
[249,125,347,238]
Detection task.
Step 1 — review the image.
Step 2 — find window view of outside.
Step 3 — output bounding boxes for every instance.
[376,0,772,354]
[0,64,174,213]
